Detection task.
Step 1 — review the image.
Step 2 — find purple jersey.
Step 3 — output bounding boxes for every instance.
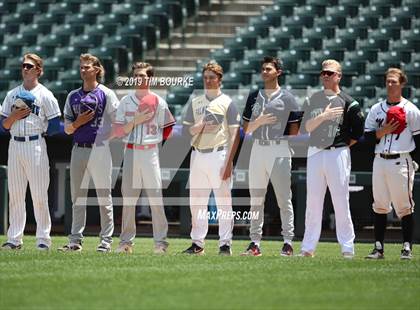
[64,84,119,144]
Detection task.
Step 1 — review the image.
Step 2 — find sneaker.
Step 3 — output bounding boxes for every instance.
[240,242,262,256]
[36,244,49,251]
[1,242,22,250]
[57,243,82,252]
[154,244,167,255]
[401,242,412,260]
[280,243,293,257]
[96,244,111,253]
[342,252,354,259]
[219,244,232,256]
[365,241,384,259]
[297,251,314,257]
[115,244,133,254]
[182,243,204,255]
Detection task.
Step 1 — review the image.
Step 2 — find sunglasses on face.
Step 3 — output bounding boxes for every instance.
[320,70,336,77]
[22,63,35,70]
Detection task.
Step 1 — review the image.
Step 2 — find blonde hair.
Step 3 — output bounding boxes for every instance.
[202,62,223,79]
[23,53,43,77]
[80,53,105,81]
[322,59,342,73]
[386,67,408,85]
[132,62,154,77]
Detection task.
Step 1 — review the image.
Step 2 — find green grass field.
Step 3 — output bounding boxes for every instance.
[0,236,419,310]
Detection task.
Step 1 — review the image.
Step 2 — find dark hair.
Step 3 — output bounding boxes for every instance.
[261,56,282,71]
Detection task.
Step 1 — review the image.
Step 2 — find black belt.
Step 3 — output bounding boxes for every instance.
[193,146,224,153]
[256,139,283,146]
[380,153,400,160]
[74,142,104,148]
[13,135,40,142]
[324,145,347,150]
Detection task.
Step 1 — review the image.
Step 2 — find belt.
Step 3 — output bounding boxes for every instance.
[255,139,283,146]
[13,135,41,142]
[74,142,104,148]
[126,143,157,150]
[379,153,400,160]
[324,145,347,150]
[193,145,225,153]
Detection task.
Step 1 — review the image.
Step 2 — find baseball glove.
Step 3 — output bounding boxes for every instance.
[386,106,406,135]
[80,92,99,113]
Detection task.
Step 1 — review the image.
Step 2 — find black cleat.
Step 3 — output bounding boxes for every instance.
[219,244,232,256]
[280,243,293,256]
[1,242,22,250]
[241,242,262,256]
[365,242,384,259]
[401,242,412,260]
[182,243,204,255]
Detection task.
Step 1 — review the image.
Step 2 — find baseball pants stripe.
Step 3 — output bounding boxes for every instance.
[7,139,51,246]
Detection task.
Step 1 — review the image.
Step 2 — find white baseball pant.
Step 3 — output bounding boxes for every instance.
[301,147,355,254]
[7,137,51,247]
[189,148,233,248]
[372,153,415,218]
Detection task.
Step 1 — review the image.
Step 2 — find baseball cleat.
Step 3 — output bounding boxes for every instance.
[57,243,82,252]
[280,243,293,257]
[400,242,412,260]
[342,252,354,259]
[1,242,22,250]
[365,248,384,259]
[219,244,232,256]
[365,241,384,259]
[240,242,262,256]
[115,244,133,254]
[297,251,314,257]
[36,244,49,251]
[96,244,111,253]
[182,243,204,255]
[154,244,168,255]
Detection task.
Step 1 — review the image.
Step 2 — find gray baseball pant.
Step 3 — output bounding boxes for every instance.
[119,147,168,248]
[248,140,295,243]
[69,144,114,246]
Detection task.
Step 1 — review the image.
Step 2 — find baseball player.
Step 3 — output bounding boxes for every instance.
[241,56,302,256]
[365,68,420,260]
[58,53,119,253]
[112,62,175,254]
[300,59,365,258]
[182,62,240,255]
[0,53,61,251]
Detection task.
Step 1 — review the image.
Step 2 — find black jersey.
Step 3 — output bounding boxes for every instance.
[301,90,365,148]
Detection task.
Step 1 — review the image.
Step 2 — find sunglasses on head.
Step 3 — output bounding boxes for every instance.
[320,70,337,77]
[22,63,35,70]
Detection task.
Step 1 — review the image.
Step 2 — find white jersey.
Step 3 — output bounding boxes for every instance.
[365,98,420,154]
[115,91,175,145]
[1,84,61,136]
